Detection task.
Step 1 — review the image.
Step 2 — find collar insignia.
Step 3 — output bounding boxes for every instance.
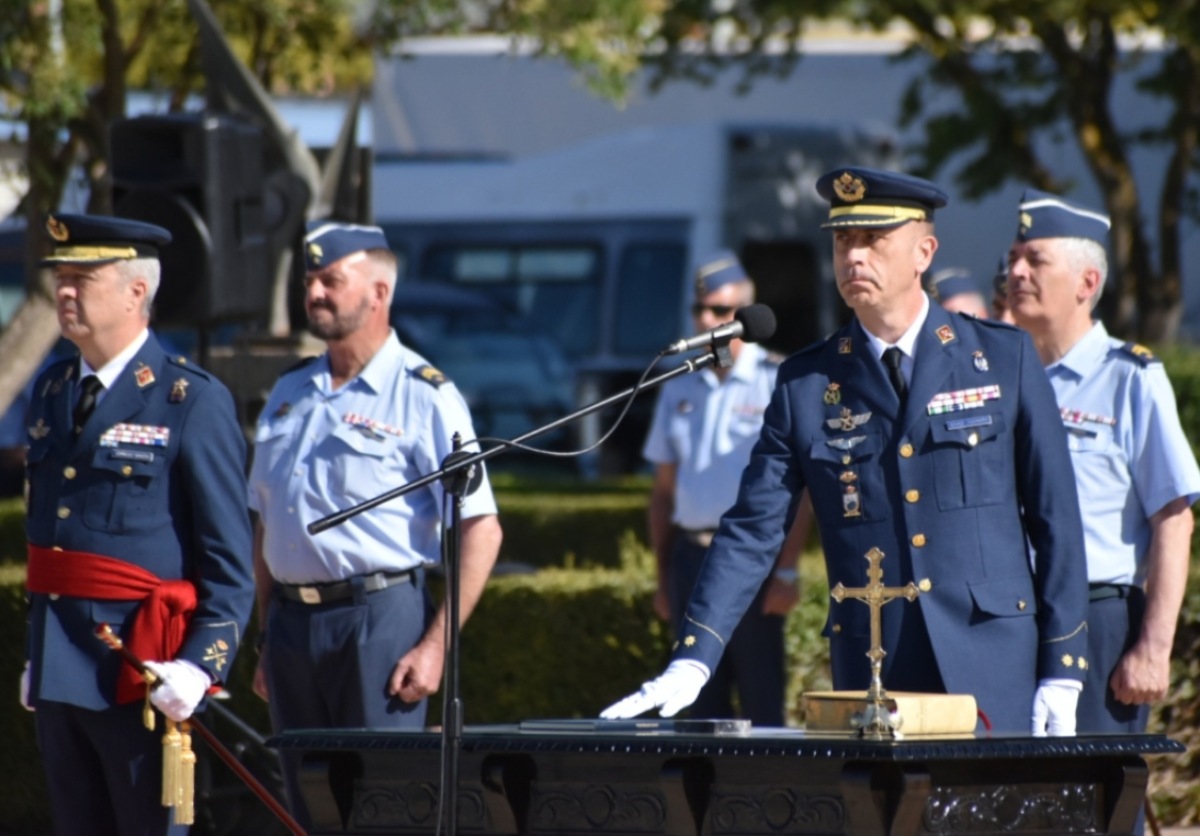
[936,324,956,345]
[838,337,852,355]
[134,364,155,388]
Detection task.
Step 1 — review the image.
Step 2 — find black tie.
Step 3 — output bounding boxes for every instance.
[73,375,104,435]
[883,347,908,403]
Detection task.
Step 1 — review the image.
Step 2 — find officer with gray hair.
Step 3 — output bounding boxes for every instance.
[1007,188,1200,735]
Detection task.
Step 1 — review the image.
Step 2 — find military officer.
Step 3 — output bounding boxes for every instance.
[603,167,1091,735]
[643,251,809,726]
[248,221,502,828]
[22,214,254,835]
[1007,189,1200,733]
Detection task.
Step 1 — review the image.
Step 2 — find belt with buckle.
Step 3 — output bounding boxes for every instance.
[1088,582,1134,602]
[277,569,416,605]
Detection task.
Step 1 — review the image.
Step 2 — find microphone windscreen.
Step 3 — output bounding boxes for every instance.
[735,304,777,344]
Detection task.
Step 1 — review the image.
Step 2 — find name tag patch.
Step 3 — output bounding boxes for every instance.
[945,415,994,431]
[99,423,170,447]
[110,449,156,463]
[927,385,1001,415]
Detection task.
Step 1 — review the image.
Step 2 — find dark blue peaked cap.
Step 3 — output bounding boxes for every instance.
[816,166,949,229]
[1016,189,1110,245]
[693,250,749,297]
[304,220,390,271]
[40,213,171,265]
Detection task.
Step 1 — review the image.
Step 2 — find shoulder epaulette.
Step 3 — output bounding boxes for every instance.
[1118,342,1161,366]
[972,317,1021,332]
[166,354,214,381]
[412,363,449,388]
[277,355,318,378]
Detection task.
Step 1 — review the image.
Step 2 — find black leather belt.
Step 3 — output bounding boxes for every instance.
[277,569,416,605]
[1088,582,1134,602]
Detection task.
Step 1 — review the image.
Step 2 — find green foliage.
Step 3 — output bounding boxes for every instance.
[494,491,649,569]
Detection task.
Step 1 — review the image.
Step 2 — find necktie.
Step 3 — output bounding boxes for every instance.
[883,347,908,403]
[73,375,104,435]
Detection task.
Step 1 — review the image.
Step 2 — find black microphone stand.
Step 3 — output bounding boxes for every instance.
[307,343,730,834]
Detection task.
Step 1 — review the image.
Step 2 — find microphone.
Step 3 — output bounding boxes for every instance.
[663,303,777,355]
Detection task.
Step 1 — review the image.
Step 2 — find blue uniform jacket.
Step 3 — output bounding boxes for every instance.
[24,334,254,710]
[674,303,1090,731]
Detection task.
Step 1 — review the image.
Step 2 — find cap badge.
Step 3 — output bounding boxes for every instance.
[1019,211,1033,233]
[833,172,867,203]
[307,242,323,265]
[169,378,189,403]
[823,382,842,405]
[46,215,69,242]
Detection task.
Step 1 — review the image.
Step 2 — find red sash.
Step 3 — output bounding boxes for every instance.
[26,544,197,705]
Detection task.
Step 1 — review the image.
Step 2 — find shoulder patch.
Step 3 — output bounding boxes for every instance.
[413,363,449,388]
[1118,342,1160,366]
[278,355,318,378]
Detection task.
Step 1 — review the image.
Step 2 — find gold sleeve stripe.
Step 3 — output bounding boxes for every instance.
[682,615,726,646]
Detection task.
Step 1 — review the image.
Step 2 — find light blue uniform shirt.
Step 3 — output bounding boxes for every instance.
[248,331,497,584]
[643,343,780,530]
[1046,322,1200,585]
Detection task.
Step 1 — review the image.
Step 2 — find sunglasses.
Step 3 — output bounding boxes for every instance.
[691,303,737,317]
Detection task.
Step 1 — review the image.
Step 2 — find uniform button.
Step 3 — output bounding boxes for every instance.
[63,466,77,479]
[900,443,914,458]
[1017,600,1027,611]
[905,489,920,503]
[968,432,979,447]
[57,507,70,519]
[917,578,932,592]
[49,593,60,601]
[121,465,133,476]
[832,624,842,633]
[842,455,851,465]
[52,546,63,552]
[911,533,926,547]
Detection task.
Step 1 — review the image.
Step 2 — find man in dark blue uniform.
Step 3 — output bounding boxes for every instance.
[603,167,1090,734]
[21,214,254,835]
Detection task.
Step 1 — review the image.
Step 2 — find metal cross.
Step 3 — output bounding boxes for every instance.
[830,547,921,704]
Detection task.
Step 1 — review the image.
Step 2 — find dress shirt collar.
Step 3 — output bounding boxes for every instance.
[80,328,149,391]
[1046,320,1107,380]
[862,292,930,363]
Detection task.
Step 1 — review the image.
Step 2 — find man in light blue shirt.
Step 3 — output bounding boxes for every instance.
[643,251,810,726]
[1008,189,1200,733]
[248,222,502,827]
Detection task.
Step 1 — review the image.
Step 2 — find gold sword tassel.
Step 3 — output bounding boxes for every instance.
[161,719,182,809]
[176,722,196,825]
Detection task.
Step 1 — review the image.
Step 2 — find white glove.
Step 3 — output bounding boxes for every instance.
[599,660,710,719]
[19,661,33,712]
[144,660,212,722]
[1030,678,1081,737]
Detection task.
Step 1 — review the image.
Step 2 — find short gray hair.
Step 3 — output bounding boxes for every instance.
[1057,237,1108,309]
[115,257,161,318]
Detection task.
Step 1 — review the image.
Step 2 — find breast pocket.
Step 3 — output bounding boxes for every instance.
[929,412,1008,509]
[325,422,405,503]
[83,447,169,534]
[807,432,887,522]
[1065,425,1128,507]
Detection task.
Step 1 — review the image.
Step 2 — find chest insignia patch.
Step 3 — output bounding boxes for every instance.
[826,407,871,431]
[1060,407,1116,427]
[28,419,50,440]
[344,412,403,439]
[927,384,1001,415]
[169,378,189,403]
[823,382,842,405]
[98,423,170,448]
[826,435,867,452]
[973,350,989,372]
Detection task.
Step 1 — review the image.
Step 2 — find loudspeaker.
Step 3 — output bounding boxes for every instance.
[111,112,270,324]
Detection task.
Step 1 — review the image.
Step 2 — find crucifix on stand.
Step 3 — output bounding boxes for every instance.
[829,547,921,739]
